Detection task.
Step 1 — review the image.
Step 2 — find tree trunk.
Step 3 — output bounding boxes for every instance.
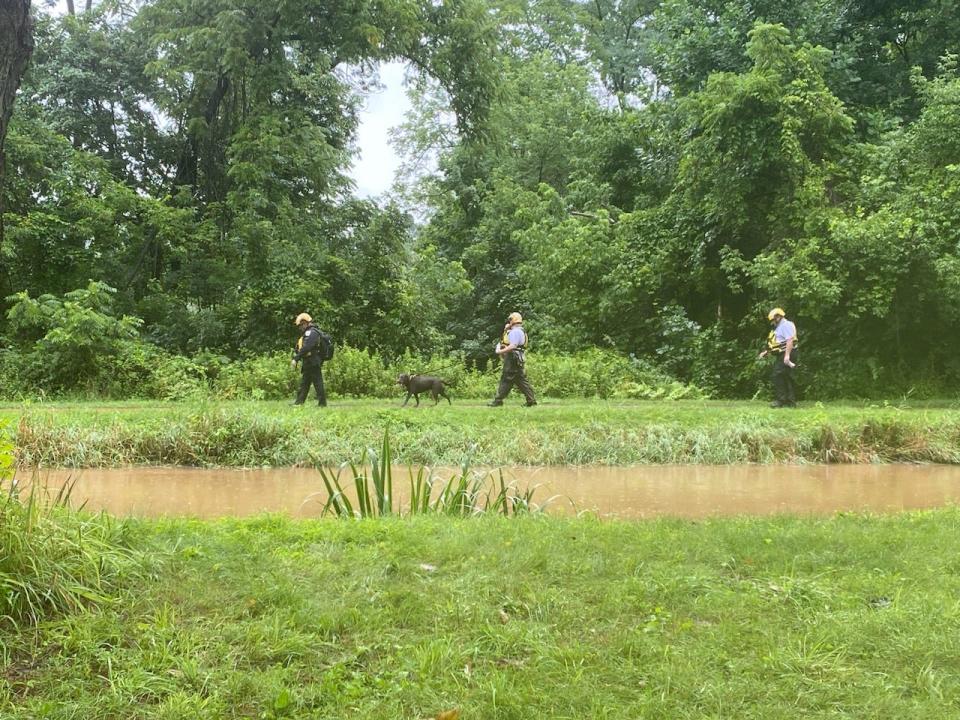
[0,0,35,294]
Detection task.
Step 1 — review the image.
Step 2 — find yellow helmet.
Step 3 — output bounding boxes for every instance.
[294,312,312,325]
[767,307,785,321]
[507,312,523,324]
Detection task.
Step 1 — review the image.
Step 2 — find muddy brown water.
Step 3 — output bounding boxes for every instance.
[21,464,960,519]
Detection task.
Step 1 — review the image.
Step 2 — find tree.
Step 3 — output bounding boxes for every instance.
[0,0,34,254]
[672,23,853,324]
[404,53,607,356]
[3,0,501,358]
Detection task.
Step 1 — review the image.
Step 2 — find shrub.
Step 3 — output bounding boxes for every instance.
[5,282,142,394]
[0,347,38,400]
[142,353,211,401]
[0,335,705,401]
[529,349,704,400]
[324,346,395,398]
[214,352,298,400]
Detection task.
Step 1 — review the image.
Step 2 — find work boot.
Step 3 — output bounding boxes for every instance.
[291,401,304,406]
[487,400,503,407]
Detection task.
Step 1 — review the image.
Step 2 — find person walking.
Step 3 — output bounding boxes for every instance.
[488,312,537,407]
[290,312,328,407]
[758,307,798,408]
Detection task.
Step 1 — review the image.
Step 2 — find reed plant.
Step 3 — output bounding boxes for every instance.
[313,431,548,518]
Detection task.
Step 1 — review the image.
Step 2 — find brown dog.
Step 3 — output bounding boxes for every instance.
[397,373,452,406]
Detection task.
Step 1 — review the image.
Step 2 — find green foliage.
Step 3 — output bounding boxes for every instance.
[9,2,960,399]
[5,282,143,394]
[316,431,543,518]
[140,353,212,401]
[676,23,853,266]
[3,0,499,366]
[325,346,396,399]
[214,353,300,401]
[529,350,703,399]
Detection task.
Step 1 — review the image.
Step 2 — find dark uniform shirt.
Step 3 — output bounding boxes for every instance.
[293,324,323,365]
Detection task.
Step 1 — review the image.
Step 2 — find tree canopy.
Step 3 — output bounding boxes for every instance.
[3,0,960,398]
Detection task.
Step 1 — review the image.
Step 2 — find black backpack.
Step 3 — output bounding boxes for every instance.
[318,330,335,361]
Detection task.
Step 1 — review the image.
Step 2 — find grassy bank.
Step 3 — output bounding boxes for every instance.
[6,399,960,467]
[3,509,960,718]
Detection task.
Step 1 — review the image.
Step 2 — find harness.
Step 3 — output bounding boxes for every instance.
[766,323,798,354]
[501,327,528,348]
[502,326,528,365]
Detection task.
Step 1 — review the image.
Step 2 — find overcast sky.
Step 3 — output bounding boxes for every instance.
[349,62,410,199]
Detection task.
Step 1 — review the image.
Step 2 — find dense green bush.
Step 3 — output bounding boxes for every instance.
[324,346,396,398]
[0,349,32,400]
[528,349,703,400]
[0,339,704,401]
[5,282,143,395]
[141,353,212,401]
[0,280,704,402]
[0,283,702,401]
[214,352,299,400]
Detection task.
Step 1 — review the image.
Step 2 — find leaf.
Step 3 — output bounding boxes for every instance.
[273,689,290,711]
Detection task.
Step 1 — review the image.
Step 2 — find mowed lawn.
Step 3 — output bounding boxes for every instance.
[5,398,960,466]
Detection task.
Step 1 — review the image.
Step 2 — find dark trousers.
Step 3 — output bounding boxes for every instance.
[771,350,798,405]
[493,353,536,405]
[296,362,326,405]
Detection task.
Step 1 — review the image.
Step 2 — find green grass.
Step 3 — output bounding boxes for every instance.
[0,479,149,640]
[2,509,960,718]
[7,398,960,467]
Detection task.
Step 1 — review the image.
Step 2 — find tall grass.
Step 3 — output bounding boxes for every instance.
[12,400,960,467]
[0,471,147,636]
[313,431,548,518]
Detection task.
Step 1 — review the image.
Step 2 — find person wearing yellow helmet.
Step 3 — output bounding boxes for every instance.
[758,307,798,408]
[290,312,330,406]
[488,312,537,407]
